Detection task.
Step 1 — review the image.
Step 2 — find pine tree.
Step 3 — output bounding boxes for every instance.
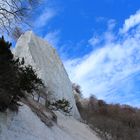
[0,36,44,112]
[0,36,16,111]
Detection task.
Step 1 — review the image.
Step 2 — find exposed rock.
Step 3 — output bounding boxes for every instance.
[15,31,80,119]
[21,97,57,127]
[0,31,101,140]
[0,105,100,140]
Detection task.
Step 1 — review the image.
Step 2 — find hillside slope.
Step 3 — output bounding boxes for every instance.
[0,105,100,140]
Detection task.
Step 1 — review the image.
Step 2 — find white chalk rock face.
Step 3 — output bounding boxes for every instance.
[0,106,100,140]
[15,31,80,118]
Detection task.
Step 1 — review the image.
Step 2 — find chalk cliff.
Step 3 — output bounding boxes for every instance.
[0,31,100,140]
[15,31,80,118]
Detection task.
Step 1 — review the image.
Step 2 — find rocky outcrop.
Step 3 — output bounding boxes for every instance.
[15,31,80,119]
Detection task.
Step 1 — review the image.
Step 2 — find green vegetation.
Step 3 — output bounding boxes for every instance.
[0,36,44,112]
[46,98,72,114]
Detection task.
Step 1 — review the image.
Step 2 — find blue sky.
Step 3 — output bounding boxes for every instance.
[30,0,140,107]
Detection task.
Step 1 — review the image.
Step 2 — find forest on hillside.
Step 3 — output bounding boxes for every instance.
[73,84,140,140]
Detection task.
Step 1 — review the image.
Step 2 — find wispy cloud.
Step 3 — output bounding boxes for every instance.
[44,30,60,47]
[64,9,140,107]
[88,37,100,46]
[88,19,116,47]
[34,8,56,28]
[120,10,140,34]
[107,19,116,31]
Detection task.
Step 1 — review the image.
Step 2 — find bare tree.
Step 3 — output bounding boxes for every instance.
[0,0,40,34]
[72,83,82,95]
[11,26,24,41]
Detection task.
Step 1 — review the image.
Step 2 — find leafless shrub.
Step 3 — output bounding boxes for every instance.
[72,83,82,95]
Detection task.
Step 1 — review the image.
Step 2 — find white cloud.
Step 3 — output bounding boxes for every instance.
[107,19,116,31]
[88,36,100,46]
[64,10,140,107]
[44,30,60,47]
[120,10,140,34]
[104,31,115,43]
[88,27,115,47]
[34,8,56,28]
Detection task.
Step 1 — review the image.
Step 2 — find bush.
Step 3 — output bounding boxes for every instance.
[47,98,72,114]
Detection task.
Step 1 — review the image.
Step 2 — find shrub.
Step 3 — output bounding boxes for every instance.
[47,98,72,114]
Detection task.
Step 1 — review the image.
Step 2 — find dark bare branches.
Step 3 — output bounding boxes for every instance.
[11,26,23,41]
[0,0,40,34]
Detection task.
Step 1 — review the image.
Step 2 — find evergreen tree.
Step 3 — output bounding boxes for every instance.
[0,36,17,111]
[0,36,44,112]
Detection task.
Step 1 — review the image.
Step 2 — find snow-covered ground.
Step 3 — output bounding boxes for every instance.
[0,105,100,140]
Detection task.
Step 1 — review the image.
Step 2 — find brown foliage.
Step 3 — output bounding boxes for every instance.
[76,95,140,140]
